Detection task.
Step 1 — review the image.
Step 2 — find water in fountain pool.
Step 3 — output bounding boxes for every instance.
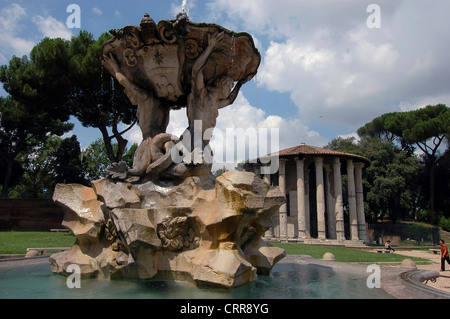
[0,258,393,299]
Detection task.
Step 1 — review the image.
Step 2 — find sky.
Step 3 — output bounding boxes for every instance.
[1,0,450,163]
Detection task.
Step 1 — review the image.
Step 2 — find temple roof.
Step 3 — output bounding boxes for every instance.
[261,143,371,166]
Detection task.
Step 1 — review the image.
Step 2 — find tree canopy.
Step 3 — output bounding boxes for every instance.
[82,138,137,181]
[326,136,424,222]
[67,31,137,162]
[9,135,85,198]
[0,95,73,198]
[0,31,137,164]
[0,31,140,198]
[356,104,450,222]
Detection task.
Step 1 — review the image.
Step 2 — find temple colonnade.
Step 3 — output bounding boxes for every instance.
[251,143,370,245]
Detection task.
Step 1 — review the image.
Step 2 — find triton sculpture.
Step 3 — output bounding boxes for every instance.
[50,13,285,288]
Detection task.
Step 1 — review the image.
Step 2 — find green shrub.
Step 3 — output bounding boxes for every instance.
[418,209,434,223]
[439,216,450,232]
[406,222,432,244]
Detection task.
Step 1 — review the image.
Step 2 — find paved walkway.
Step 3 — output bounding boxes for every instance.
[380,249,450,294]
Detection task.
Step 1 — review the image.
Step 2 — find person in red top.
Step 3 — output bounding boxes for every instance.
[440,239,450,271]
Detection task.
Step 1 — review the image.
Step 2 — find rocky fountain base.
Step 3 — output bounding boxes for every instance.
[51,11,285,288]
[50,171,286,288]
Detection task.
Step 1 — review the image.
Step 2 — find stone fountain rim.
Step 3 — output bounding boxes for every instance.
[282,255,450,299]
[2,255,449,299]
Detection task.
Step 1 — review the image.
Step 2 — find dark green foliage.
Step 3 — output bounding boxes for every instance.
[53,135,86,185]
[439,216,450,232]
[8,135,85,199]
[326,136,424,222]
[81,138,137,180]
[0,94,73,198]
[67,32,137,163]
[356,104,450,223]
[0,31,139,197]
[1,31,137,164]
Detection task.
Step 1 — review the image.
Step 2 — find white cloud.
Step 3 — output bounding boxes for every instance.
[1,34,35,58]
[205,0,302,39]
[398,94,450,112]
[0,4,35,61]
[123,108,188,145]
[206,0,450,135]
[0,3,25,32]
[32,15,73,40]
[124,92,325,168]
[123,125,142,145]
[259,40,334,93]
[338,132,360,143]
[93,8,103,16]
[0,5,73,64]
[210,93,327,165]
[257,27,404,128]
[361,43,398,67]
[167,108,189,137]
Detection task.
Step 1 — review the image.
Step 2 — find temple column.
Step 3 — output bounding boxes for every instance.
[333,158,345,241]
[304,167,311,238]
[354,162,367,243]
[325,164,336,239]
[263,171,273,239]
[279,158,288,241]
[347,159,359,240]
[296,158,307,240]
[315,157,326,240]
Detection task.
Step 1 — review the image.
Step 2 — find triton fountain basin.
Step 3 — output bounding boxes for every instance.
[0,256,395,299]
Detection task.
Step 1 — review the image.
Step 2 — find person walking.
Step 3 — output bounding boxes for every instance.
[440,239,450,271]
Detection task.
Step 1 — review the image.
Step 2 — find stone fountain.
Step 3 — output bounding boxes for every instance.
[50,12,285,288]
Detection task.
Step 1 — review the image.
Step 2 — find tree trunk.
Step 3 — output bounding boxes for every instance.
[111,120,128,163]
[1,158,13,199]
[429,163,436,224]
[99,125,118,163]
[98,123,129,164]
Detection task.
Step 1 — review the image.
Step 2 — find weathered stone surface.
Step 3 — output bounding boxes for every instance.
[111,208,161,250]
[25,250,40,258]
[243,241,286,276]
[191,243,257,287]
[323,252,336,261]
[401,258,417,269]
[215,171,268,211]
[51,171,285,287]
[101,14,260,181]
[92,178,140,209]
[52,184,104,242]
[49,13,282,288]
[50,244,99,278]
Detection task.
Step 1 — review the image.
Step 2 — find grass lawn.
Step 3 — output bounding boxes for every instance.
[0,231,75,254]
[0,232,431,264]
[272,242,430,263]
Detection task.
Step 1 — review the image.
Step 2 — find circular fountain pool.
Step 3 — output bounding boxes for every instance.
[0,256,394,299]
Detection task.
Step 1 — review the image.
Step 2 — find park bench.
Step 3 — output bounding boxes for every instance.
[429,249,441,255]
[50,229,69,232]
[373,249,394,253]
[26,247,70,256]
